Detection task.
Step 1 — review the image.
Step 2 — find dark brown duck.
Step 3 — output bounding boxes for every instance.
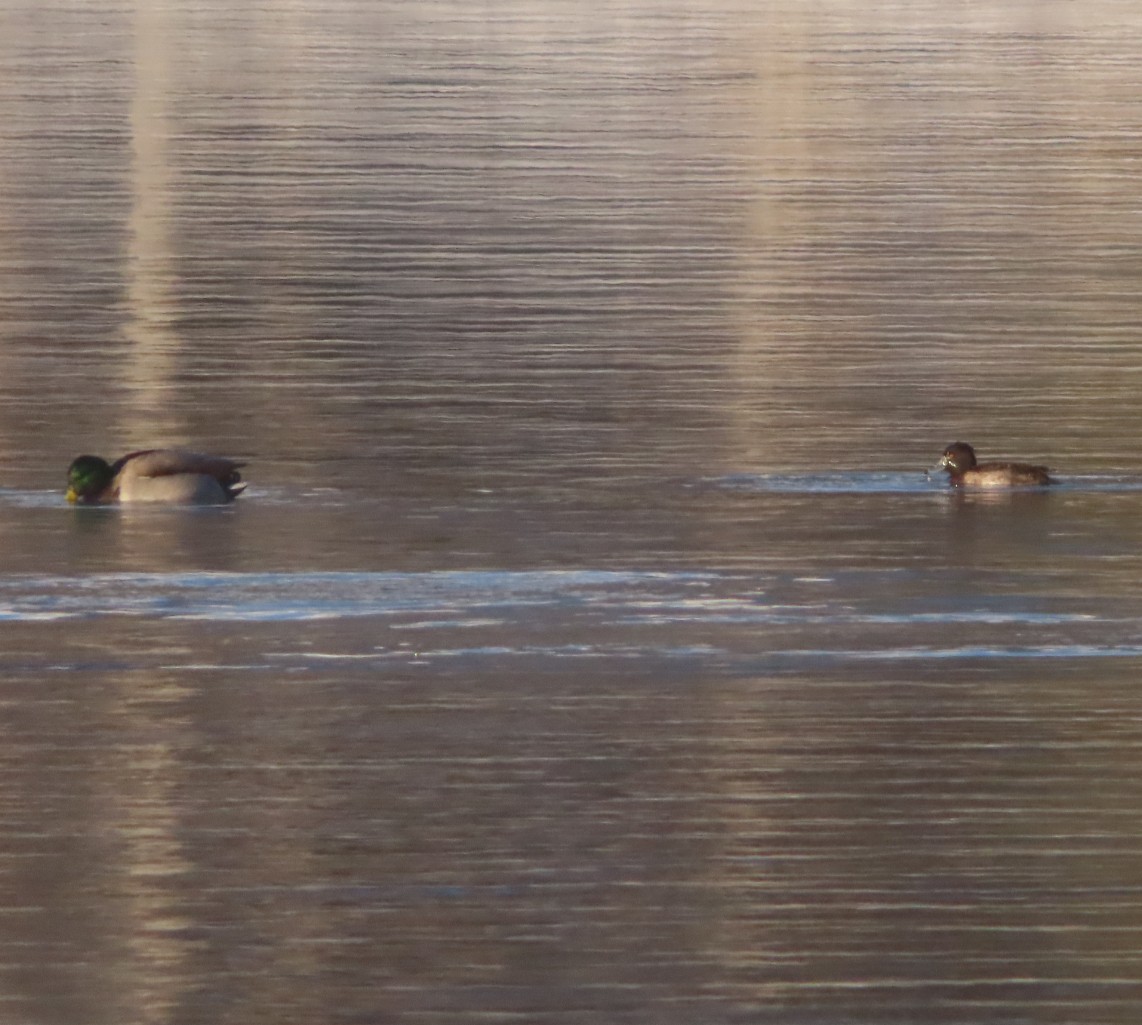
[935,441,1053,488]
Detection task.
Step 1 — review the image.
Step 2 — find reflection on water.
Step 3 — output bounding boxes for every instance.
[3,0,1142,1021]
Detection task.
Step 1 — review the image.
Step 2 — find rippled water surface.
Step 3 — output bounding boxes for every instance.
[4,1,1142,1022]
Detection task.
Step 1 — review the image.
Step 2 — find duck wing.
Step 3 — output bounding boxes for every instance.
[974,461,1053,486]
[113,449,245,481]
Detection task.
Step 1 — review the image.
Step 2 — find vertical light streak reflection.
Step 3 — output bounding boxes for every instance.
[125,2,180,444]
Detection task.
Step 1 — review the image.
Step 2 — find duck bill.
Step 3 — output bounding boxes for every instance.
[65,487,78,503]
[928,458,950,478]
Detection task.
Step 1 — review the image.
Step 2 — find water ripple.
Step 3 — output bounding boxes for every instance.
[710,473,1142,494]
[0,571,1135,669]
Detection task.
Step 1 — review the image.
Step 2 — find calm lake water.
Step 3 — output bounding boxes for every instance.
[4,1,1142,1022]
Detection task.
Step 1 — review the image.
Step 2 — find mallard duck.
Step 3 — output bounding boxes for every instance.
[66,449,247,504]
[934,441,1053,488]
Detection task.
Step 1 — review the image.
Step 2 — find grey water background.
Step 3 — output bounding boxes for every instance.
[4,0,1142,1022]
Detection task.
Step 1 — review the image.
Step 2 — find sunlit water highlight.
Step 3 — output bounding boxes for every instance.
[4,1,1142,1023]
